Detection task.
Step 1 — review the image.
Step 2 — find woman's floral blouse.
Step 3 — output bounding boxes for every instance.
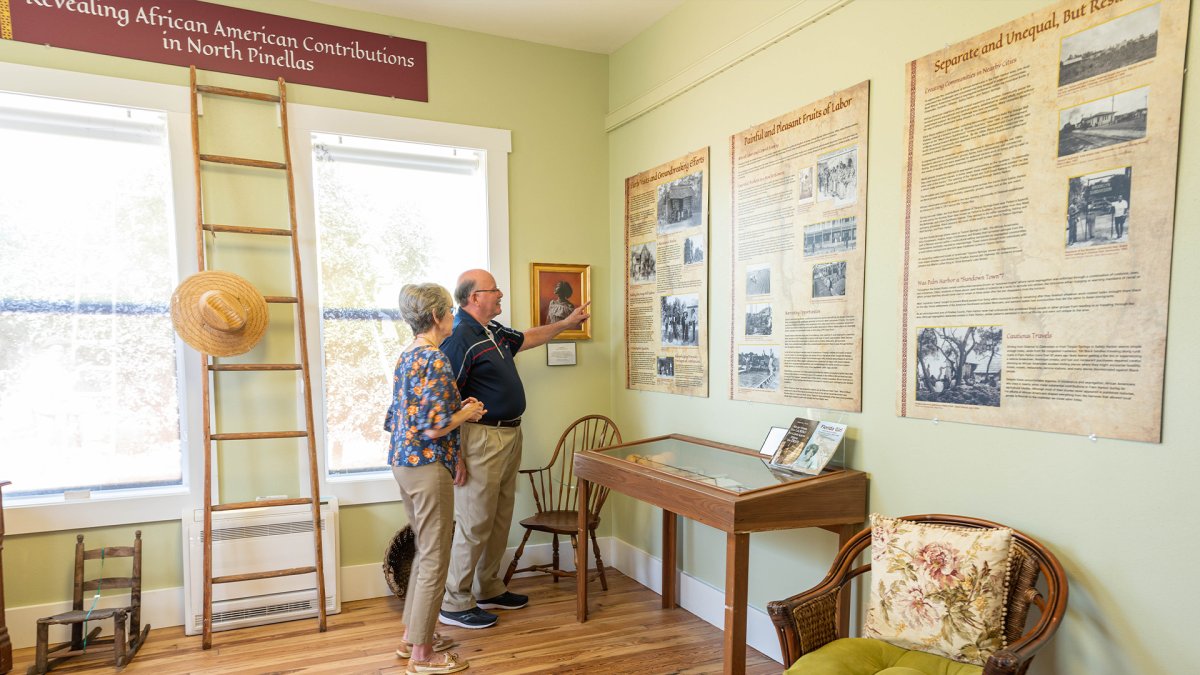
[384,345,461,474]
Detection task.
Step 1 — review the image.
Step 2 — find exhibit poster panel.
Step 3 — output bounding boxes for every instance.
[898,0,1188,442]
[625,148,709,396]
[730,81,869,411]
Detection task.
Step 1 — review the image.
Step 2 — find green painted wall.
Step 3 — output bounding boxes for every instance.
[7,2,1198,672]
[3,522,182,604]
[1,0,610,605]
[607,1,1199,673]
[607,0,800,112]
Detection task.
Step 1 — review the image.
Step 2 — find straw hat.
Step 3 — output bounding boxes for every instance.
[170,271,268,356]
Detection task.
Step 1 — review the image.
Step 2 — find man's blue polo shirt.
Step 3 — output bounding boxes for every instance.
[440,310,526,423]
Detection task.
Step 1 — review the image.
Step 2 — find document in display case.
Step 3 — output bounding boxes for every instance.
[573,434,867,675]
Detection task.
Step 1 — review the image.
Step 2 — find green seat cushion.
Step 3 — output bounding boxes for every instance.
[784,638,984,675]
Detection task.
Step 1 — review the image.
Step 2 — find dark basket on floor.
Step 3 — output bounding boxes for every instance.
[382,525,416,598]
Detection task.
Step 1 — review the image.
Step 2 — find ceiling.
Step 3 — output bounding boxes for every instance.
[310,0,684,54]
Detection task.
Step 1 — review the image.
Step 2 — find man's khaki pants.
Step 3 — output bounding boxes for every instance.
[441,423,522,612]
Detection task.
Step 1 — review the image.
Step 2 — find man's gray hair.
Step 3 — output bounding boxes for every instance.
[398,283,453,335]
[453,277,477,307]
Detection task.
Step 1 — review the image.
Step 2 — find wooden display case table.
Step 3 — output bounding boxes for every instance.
[573,434,866,675]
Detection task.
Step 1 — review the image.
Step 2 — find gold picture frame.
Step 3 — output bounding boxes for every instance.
[529,262,591,340]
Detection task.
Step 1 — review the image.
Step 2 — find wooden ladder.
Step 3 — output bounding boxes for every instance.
[187,66,327,649]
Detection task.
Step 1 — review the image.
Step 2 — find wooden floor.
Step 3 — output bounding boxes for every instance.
[10,571,781,674]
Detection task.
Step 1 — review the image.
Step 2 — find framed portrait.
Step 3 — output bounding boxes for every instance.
[529,262,591,340]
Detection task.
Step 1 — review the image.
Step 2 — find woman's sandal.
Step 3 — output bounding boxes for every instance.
[406,651,468,674]
[396,632,457,659]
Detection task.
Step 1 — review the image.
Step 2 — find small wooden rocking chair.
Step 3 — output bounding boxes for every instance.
[504,415,622,588]
[28,531,149,674]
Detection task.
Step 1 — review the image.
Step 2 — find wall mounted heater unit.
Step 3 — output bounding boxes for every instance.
[182,499,340,635]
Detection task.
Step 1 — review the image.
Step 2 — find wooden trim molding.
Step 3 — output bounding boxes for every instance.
[605,0,856,132]
[1,481,10,674]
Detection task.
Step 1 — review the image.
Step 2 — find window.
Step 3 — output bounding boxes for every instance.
[0,63,198,534]
[0,65,509,523]
[288,105,511,504]
[312,134,489,476]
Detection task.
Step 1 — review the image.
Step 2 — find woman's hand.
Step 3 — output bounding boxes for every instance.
[426,396,487,440]
[462,397,486,422]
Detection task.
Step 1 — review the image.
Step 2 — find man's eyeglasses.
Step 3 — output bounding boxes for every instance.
[472,288,501,295]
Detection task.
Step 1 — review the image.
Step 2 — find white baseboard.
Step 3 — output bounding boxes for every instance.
[5,587,184,651]
[608,537,784,664]
[339,536,594,603]
[4,539,586,649]
[338,559,393,602]
[6,535,783,665]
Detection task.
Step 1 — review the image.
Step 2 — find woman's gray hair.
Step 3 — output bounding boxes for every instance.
[398,283,454,335]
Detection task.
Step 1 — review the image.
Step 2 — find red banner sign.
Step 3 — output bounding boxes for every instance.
[1,0,428,101]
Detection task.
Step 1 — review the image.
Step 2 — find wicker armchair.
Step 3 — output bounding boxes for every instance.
[767,514,1067,675]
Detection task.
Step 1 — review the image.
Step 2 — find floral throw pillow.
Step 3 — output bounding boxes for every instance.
[863,514,1014,665]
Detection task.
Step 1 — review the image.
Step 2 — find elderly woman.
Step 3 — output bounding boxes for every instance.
[385,282,485,675]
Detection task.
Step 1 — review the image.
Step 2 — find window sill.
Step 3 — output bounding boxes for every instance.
[5,486,194,535]
[323,471,402,506]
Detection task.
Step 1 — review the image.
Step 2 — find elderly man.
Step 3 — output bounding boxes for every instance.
[437,268,590,629]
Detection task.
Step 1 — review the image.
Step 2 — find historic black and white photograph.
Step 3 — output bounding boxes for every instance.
[817,146,858,206]
[737,345,780,391]
[1067,166,1131,248]
[1059,4,1159,87]
[1058,87,1148,158]
[804,216,857,257]
[656,170,704,234]
[796,165,814,204]
[657,356,675,378]
[660,293,699,347]
[630,242,656,284]
[745,303,772,336]
[746,263,771,296]
[683,233,705,265]
[915,326,1002,407]
[812,261,847,298]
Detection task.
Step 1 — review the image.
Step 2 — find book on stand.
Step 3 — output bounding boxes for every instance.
[768,417,847,475]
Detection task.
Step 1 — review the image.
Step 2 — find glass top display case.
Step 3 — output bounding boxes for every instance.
[571,434,867,674]
[576,433,865,533]
[597,436,837,494]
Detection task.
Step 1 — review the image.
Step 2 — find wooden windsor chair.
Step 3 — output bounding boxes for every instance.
[503,415,622,588]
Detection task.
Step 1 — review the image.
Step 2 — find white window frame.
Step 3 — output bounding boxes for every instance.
[0,63,204,535]
[288,104,512,506]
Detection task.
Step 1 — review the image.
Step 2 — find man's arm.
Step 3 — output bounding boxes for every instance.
[519,301,591,352]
